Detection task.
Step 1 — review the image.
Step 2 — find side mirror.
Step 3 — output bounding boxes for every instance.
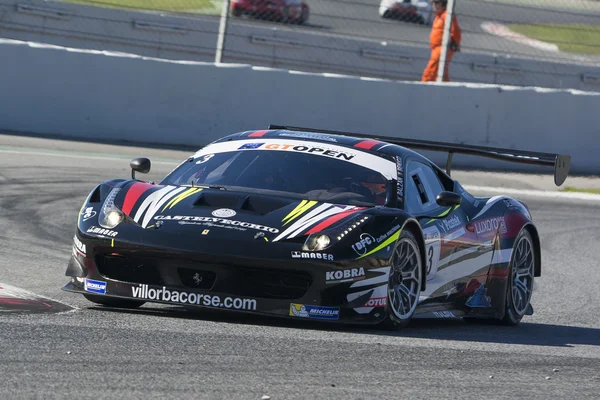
[130,157,151,180]
[416,191,461,221]
[436,191,462,208]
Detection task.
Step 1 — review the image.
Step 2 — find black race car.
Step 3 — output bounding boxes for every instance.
[63,125,570,329]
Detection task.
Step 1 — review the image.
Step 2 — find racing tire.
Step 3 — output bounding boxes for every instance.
[382,10,391,19]
[231,7,242,17]
[84,294,145,309]
[297,7,309,24]
[280,7,290,23]
[380,230,423,330]
[416,15,425,25]
[464,228,535,326]
[500,229,535,325]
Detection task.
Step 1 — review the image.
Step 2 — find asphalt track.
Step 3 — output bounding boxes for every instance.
[1,134,599,399]
[221,0,600,65]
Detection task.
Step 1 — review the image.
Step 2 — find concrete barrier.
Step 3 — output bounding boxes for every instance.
[1,0,600,91]
[1,38,598,176]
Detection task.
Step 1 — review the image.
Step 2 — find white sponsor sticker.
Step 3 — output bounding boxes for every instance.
[192,138,397,180]
[212,208,236,218]
[131,284,257,310]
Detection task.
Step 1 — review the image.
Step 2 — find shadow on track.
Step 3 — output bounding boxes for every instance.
[87,304,600,348]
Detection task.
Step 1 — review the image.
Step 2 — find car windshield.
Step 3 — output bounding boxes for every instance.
[161,148,392,207]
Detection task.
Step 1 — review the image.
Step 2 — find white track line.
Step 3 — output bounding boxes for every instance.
[0,149,180,165]
[464,185,600,201]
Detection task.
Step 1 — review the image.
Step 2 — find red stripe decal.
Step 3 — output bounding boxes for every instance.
[305,209,363,235]
[122,182,155,215]
[354,140,382,150]
[249,130,269,137]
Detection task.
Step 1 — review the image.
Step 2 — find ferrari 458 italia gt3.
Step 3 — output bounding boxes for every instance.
[63,125,570,329]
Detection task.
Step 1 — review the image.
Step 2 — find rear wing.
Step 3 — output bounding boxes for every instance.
[268,125,571,186]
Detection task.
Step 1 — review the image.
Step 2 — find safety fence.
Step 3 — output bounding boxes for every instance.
[1,0,599,90]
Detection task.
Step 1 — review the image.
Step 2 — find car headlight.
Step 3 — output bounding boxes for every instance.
[302,234,331,251]
[98,188,124,229]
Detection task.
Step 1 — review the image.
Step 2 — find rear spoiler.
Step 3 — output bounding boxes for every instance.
[268,125,570,186]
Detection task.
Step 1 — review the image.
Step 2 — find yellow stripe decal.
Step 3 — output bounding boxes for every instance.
[111,239,114,248]
[426,205,460,225]
[357,229,402,260]
[282,200,317,225]
[162,188,203,212]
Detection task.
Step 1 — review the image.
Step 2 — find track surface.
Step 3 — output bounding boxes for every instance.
[1,135,599,399]
[221,0,600,64]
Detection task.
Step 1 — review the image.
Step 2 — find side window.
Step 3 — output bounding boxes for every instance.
[405,161,446,214]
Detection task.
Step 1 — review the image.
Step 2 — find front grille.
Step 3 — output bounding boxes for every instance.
[215,267,312,300]
[95,252,313,299]
[95,254,163,285]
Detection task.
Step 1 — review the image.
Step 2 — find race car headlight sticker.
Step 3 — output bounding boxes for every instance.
[302,234,331,251]
[98,188,124,229]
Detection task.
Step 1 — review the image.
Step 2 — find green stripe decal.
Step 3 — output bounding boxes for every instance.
[426,205,460,224]
[357,229,402,260]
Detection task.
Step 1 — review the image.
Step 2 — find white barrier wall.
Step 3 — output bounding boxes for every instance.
[1,38,599,175]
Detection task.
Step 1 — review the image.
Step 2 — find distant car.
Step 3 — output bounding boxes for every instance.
[379,0,433,25]
[230,0,309,24]
[63,125,570,329]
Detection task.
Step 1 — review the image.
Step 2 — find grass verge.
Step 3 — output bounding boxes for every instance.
[62,0,216,13]
[561,186,600,194]
[509,23,600,55]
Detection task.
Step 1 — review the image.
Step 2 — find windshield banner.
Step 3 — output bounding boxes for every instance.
[193,139,397,179]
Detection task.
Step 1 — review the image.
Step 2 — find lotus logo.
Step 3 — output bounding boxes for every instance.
[212,208,236,218]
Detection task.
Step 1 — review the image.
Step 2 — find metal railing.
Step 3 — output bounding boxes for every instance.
[2,0,600,90]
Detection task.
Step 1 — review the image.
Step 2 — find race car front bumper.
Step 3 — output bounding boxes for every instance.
[62,237,393,325]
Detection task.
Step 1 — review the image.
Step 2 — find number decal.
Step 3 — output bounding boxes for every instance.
[427,246,434,275]
[421,225,441,281]
[196,154,214,164]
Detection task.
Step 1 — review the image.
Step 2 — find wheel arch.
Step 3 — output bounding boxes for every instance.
[402,219,427,292]
[523,223,542,277]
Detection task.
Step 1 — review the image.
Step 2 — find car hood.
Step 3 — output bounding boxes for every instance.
[114,182,369,242]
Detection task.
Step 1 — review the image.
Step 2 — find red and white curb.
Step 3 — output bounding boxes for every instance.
[0,283,76,314]
[481,22,559,52]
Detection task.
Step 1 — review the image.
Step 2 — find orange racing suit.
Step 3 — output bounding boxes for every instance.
[421,10,462,82]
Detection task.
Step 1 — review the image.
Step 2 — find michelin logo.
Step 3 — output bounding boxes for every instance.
[84,279,107,295]
[289,303,340,320]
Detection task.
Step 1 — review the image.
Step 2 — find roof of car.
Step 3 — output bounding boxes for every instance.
[214,128,429,162]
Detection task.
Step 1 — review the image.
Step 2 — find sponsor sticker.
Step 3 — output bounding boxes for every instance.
[291,251,334,261]
[73,235,86,256]
[351,225,401,256]
[364,297,387,308]
[289,303,340,320]
[212,208,236,218]
[262,143,355,161]
[351,234,375,256]
[325,267,365,284]
[155,215,279,233]
[84,279,106,295]
[396,156,404,201]
[278,132,338,142]
[474,217,507,235]
[441,215,461,232]
[433,311,455,318]
[81,207,97,222]
[86,226,118,237]
[238,142,265,149]
[131,284,257,310]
